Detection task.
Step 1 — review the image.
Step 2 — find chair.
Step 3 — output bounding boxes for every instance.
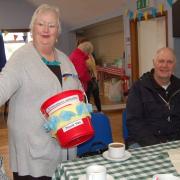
[77,112,113,157]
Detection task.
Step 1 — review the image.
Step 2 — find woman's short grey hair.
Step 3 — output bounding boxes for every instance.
[29,4,61,35]
[78,41,94,54]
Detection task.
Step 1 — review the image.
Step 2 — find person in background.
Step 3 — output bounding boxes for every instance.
[0,4,82,180]
[69,41,91,94]
[86,44,102,112]
[69,41,102,112]
[126,47,180,147]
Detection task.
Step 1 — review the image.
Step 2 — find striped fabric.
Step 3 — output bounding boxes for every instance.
[96,66,125,76]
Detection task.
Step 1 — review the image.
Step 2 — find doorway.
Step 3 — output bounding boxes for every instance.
[130,12,168,82]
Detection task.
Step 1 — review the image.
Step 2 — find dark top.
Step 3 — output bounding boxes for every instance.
[126,69,180,146]
[47,65,62,86]
[41,57,62,86]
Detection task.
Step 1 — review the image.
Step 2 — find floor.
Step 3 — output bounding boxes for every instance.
[0,95,124,179]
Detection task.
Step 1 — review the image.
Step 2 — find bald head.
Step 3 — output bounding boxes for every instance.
[153,47,176,86]
[153,47,176,63]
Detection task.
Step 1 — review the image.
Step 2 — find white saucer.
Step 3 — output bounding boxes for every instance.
[102,150,131,161]
[79,174,114,180]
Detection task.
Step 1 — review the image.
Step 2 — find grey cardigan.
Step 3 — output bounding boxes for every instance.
[0,42,82,177]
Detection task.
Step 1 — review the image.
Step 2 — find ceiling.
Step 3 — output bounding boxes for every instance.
[26,0,126,30]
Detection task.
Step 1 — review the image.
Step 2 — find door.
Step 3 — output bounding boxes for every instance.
[130,12,168,82]
[138,16,166,76]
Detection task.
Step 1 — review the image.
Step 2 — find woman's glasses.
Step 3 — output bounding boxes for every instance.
[36,21,58,29]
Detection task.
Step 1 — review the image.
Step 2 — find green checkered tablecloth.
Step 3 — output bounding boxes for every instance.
[52,140,180,180]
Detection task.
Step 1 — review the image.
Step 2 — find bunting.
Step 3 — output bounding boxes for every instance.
[126,0,174,21]
[128,11,134,20]
[167,0,173,7]
[124,9,129,16]
[0,31,30,42]
[134,10,138,20]
[4,31,8,36]
[23,35,27,42]
[144,12,148,20]
[14,35,18,41]
[137,10,143,21]
[151,7,157,18]
[159,4,164,15]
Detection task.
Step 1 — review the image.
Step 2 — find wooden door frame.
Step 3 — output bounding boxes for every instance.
[130,11,168,82]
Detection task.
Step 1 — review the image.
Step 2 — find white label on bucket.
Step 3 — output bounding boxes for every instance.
[62,119,83,132]
[47,95,80,115]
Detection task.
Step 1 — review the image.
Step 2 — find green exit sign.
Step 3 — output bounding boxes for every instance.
[137,0,150,10]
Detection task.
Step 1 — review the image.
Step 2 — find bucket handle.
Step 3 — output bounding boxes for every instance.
[83,91,89,104]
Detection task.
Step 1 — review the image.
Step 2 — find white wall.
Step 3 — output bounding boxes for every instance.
[0,0,35,29]
[0,0,73,55]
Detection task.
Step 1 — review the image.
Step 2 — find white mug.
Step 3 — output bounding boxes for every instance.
[108,142,125,159]
[86,164,107,180]
[153,174,180,180]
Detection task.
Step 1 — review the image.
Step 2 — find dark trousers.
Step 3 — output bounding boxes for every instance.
[13,172,51,180]
[86,79,101,112]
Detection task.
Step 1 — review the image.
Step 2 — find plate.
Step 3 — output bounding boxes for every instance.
[79,174,114,180]
[102,150,131,161]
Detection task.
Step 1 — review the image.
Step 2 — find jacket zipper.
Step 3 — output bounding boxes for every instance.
[158,89,180,110]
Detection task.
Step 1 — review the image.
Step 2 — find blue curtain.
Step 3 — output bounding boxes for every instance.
[0,34,7,71]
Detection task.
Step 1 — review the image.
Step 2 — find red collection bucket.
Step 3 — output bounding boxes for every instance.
[40,90,94,148]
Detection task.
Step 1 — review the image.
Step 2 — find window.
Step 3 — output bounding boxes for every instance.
[2,30,32,60]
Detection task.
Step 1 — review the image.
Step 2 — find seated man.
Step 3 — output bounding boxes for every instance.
[126,47,180,147]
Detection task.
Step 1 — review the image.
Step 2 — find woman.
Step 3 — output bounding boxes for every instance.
[0,4,82,180]
[69,41,101,111]
[69,41,91,92]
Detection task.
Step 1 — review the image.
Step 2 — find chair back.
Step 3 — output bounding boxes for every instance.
[122,109,128,140]
[77,112,113,157]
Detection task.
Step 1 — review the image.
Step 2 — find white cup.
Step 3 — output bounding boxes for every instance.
[153,174,180,180]
[108,142,125,159]
[86,164,107,180]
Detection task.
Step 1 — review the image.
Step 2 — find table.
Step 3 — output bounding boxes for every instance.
[96,66,126,95]
[52,140,180,180]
